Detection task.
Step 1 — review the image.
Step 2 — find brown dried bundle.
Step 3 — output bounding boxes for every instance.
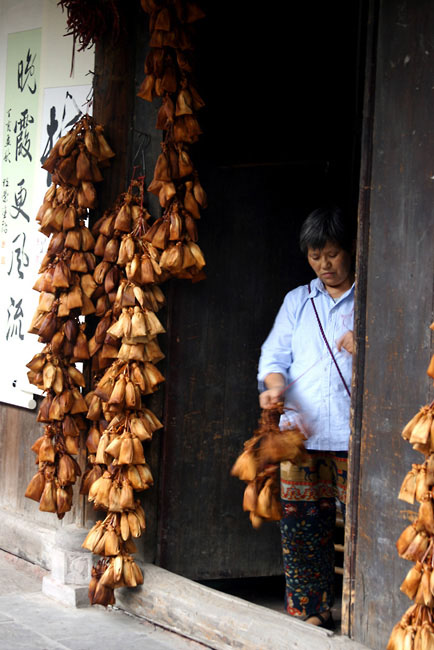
[259,427,308,467]
[231,406,307,530]
[26,114,115,522]
[398,465,420,504]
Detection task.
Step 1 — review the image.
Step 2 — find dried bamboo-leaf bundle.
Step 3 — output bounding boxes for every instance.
[137,0,207,283]
[80,180,167,605]
[389,325,434,647]
[25,115,114,519]
[75,0,207,607]
[386,604,434,649]
[231,404,307,529]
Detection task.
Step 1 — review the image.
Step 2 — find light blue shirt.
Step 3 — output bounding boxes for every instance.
[258,277,354,451]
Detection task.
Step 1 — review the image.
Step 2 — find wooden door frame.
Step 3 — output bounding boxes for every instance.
[341,0,380,637]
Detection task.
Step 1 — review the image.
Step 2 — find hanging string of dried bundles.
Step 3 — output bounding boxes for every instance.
[78,0,208,606]
[86,183,166,375]
[25,114,114,518]
[388,322,434,649]
[80,180,165,606]
[231,404,308,529]
[138,0,207,281]
[388,605,434,650]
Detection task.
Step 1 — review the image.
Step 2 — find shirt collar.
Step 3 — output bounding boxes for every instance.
[307,277,323,297]
[308,277,355,301]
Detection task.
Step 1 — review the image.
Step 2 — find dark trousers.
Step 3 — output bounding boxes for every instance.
[279,451,348,617]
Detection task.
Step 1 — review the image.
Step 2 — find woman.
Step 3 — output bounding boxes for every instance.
[258,207,355,629]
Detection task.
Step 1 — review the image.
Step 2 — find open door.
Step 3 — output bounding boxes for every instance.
[157,0,367,588]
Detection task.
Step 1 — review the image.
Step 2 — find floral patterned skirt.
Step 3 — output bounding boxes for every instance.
[279,451,348,618]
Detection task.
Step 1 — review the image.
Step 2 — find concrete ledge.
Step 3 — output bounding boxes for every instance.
[0,513,372,650]
[0,508,57,569]
[50,525,93,587]
[116,564,371,650]
[42,576,89,608]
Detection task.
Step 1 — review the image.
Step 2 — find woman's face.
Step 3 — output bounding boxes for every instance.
[307,241,354,294]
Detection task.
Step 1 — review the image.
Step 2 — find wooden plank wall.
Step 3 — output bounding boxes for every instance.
[342,0,378,636]
[0,402,80,528]
[157,162,328,579]
[352,0,434,647]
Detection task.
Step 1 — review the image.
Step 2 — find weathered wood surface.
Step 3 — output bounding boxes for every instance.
[342,0,379,637]
[157,162,328,578]
[0,400,84,566]
[92,2,140,207]
[351,1,434,647]
[116,563,372,650]
[0,402,43,517]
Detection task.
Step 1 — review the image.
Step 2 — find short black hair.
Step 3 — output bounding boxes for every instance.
[299,206,355,255]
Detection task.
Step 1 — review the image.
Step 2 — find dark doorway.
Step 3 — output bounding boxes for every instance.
[157,0,367,606]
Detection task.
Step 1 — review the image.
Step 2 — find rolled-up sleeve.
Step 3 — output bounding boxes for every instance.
[257,292,296,389]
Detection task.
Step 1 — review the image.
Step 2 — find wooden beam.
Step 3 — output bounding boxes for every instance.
[92,3,140,206]
[342,0,380,638]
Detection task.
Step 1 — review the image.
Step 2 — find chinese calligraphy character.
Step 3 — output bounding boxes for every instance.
[40,92,83,186]
[14,109,34,162]
[6,297,24,340]
[61,91,83,131]
[4,108,12,164]
[1,178,8,205]
[40,106,59,186]
[7,232,29,280]
[1,206,7,234]
[10,179,30,222]
[17,49,37,94]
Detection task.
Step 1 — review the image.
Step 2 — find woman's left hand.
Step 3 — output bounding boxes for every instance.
[336,330,354,355]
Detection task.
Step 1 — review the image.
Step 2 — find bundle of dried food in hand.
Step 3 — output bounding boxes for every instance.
[242,465,283,530]
[256,408,309,467]
[231,404,308,529]
[25,114,114,518]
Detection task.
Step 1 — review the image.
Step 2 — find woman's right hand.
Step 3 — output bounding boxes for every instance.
[259,387,284,409]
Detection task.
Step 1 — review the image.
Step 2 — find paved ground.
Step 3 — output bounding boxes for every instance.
[0,550,207,650]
